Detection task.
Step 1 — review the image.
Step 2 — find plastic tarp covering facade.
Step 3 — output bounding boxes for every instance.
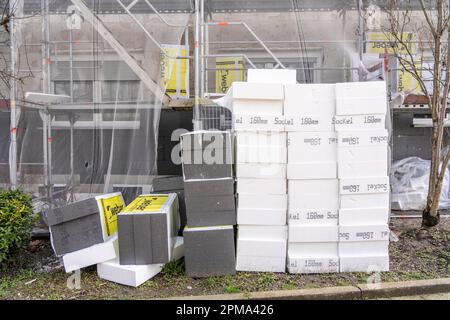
[1,0,190,209]
[391,156,450,210]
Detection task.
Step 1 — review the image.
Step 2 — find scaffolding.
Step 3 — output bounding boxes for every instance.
[1,0,431,213]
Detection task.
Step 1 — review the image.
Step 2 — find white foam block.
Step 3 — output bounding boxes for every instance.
[339,241,389,257]
[334,114,386,131]
[289,225,338,243]
[63,236,118,273]
[236,163,286,179]
[238,193,287,211]
[337,130,388,147]
[238,225,287,240]
[288,242,338,257]
[288,179,339,209]
[236,145,287,163]
[288,209,338,225]
[288,131,337,163]
[285,114,335,132]
[335,81,387,115]
[98,259,163,287]
[232,81,284,101]
[339,225,390,242]
[339,176,390,195]
[287,162,337,180]
[338,161,388,178]
[233,113,286,131]
[236,255,286,272]
[339,208,389,226]
[338,146,388,163]
[97,237,184,287]
[247,69,297,84]
[237,208,287,226]
[284,83,336,115]
[340,193,390,209]
[237,238,286,257]
[339,255,389,272]
[233,100,284,115]
[287,256,339,274]
[237,178,286,195]
[236,131,286,147]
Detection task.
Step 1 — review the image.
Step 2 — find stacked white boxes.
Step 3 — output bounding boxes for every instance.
[336,81,390,272]
[230,80,288,272]
[284,84,339,273]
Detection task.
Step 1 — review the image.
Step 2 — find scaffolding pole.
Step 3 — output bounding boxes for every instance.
[194,0,201,129]
[9,1,17,190]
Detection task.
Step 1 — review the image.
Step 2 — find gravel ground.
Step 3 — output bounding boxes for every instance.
[0,217,448,300]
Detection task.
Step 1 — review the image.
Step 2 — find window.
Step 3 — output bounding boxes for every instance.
[54,80,94,103]
[101,80,141,102]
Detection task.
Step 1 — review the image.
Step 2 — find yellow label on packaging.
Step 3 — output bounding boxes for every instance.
[124,195,169,213]
[161,44,189,98]
[215,57,244,94]
[98,195,124,237]
[366,32,416,55]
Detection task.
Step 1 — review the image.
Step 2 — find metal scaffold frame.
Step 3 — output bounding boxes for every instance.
[6,0,424,203]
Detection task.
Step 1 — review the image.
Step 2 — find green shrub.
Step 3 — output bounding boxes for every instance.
[0,189,34,264]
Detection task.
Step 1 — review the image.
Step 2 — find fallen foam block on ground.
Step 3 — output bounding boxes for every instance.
[117,193,180,265]
[63,236,118,273]
[44,192,125,256]
[97,237,184,287]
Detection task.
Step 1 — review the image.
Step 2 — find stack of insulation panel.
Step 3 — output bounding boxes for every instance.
[180,131,237,277]
[335,81,390,272]
[231,81,288,272]
[284,84,339,273]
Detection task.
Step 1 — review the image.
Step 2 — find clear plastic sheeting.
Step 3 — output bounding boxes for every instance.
[391,157,450,210]
[1,0,191,212]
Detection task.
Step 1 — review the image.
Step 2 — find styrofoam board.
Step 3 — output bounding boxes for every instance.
[288,242,338,257]
[338,146,388,162]
[285,114,335,132]
[236,178,286,195]
[237,208,287,226]
[237,238,287,258]
[339,255,389,272]
[238,193,287,210]
[97,237,184,287]
[288,209,338,225]
[287,162,337,180]
[339,224,390,242]
[236,145,287,164]
[233,99,284,115]
[340,193,391,209]
[339,207,389,226]
[236,255,286,273]
[63,236,118,273]
[334,114,386,131]
[233,113,286,131]
[288,131,337,163]
[231,81,284,100]
[288,225,338,243]
[287,256,339,274]
[236,131,287,146]
[339,241,389,257]
[337,130,388,147]
[238,225,287,240]
[338,161,388,178]
[236,163,286,179]
[339,176,390,195]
